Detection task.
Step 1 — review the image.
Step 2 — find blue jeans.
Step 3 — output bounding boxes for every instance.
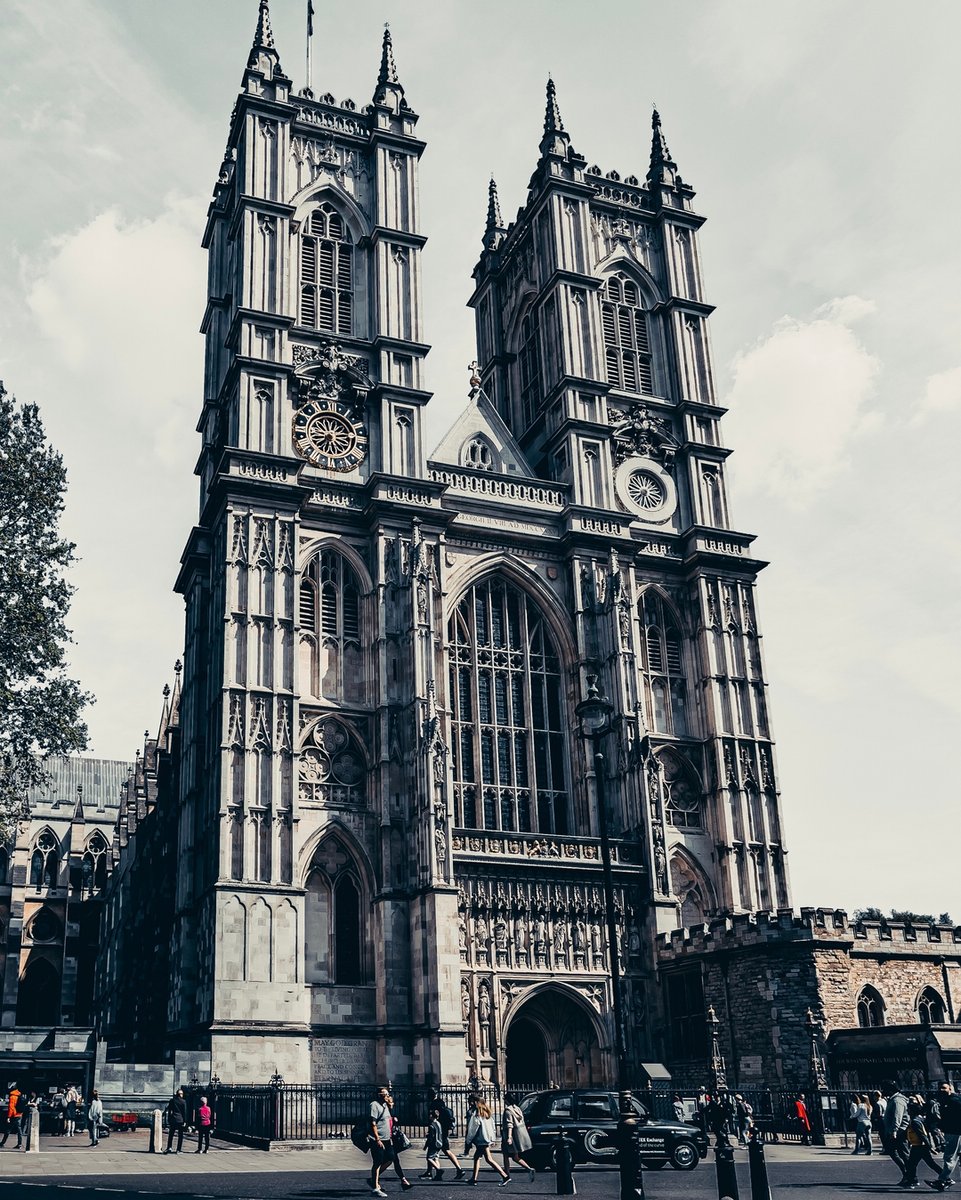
[938,1132,961,1185]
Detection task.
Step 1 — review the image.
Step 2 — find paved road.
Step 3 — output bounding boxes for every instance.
[0,1136,934,1198]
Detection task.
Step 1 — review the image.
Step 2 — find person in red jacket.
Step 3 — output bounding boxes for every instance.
[794,1095,812,1146]
[0,1085,22,1149]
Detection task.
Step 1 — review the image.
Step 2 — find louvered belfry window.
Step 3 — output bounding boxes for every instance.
[602,273,654,394]
[300,204,353,334]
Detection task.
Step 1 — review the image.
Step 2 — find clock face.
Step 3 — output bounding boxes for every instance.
[292,398,367,471]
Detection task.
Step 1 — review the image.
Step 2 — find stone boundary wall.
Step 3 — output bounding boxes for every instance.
[94,1048,211,1112]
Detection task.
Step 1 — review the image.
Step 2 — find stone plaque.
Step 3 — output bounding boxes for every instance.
[311,1037,376,1083]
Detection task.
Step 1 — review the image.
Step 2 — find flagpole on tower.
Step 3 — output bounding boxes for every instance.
[306,0,315,96]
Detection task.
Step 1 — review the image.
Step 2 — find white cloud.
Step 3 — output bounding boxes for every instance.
[725,296,880,508]
[913,366,961,423]
[24,196,206,466]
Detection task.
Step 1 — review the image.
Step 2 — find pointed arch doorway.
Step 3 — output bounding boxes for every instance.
[504,987,607,1089]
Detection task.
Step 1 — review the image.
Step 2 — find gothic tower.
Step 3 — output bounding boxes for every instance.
[173,5,461,1083]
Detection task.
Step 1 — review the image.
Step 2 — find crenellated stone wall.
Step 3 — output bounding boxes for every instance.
[657,908,961,1087]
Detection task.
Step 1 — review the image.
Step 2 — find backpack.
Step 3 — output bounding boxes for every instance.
[350,1119,371,1152]
[14,1094,26,1116]
[439,1104,456,1135]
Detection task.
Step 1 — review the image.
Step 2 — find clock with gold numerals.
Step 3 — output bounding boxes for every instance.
[292,398,368,471]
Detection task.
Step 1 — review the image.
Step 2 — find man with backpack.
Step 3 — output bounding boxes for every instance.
[0,1085,23,1150]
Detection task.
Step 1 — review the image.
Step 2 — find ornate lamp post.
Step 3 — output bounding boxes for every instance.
[804,1007,827,1146]
[575,677,644,1200]
[707,1004,727,1092]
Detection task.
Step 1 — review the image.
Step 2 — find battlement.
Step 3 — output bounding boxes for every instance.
[657,907,961,958]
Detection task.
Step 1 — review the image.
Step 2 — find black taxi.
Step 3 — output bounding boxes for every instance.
[518,1089,708,1172]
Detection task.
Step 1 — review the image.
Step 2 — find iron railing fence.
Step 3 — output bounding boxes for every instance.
[185,1080,859,1147]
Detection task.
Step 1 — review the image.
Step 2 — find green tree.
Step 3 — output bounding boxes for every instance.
[0,383,91,836]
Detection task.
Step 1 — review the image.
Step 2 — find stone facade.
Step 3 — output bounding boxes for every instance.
[89,1,957,1094]
[657,909,961,1088]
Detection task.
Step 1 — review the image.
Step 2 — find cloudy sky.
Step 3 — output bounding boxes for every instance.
[2,0,958,918]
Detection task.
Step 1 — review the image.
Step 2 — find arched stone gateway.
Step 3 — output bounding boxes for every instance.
[503,987,608,1089]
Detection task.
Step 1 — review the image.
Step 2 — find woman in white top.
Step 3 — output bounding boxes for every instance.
[465,1096,510,1186]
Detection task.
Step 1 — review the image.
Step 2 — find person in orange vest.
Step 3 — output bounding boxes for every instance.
[0,1084,23,1149]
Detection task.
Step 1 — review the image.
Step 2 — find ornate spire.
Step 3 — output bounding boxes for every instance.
[539,76,570,159]
[373,23,405,106]
[544,77,564,135]
[248,0,281,73]
[647,106,677,186]
[253,0,274,50]
[378,24,399,87]
[483,176,504,251]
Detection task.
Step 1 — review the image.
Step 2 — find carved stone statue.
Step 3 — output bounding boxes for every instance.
[461,979,471,1024]
[478,982,493,1054]
[494,916,509,954]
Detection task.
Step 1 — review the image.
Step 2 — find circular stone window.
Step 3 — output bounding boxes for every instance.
[28,908,62,943]
[614,455,677,523]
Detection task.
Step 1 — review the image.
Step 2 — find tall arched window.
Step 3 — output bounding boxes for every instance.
[448,577,570,834]
[299,550,363,703]
[304,836,366,986]
[856,985,885,1028]
[518,309,542,429]
[30,832,59,890]
[640,591,688,736]
[602,273,654,395]
[81,833,109,892]
[300,203,353,334]
[918,987,946,1025]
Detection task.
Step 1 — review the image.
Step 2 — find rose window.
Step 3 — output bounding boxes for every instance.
[626,470,665,510]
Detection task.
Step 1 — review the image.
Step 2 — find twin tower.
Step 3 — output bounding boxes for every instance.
[139,2,790,1085]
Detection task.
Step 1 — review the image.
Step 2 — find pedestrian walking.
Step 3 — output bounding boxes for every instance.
[384,1092,415,1191]
[464,1094,510,1186]
[0,1084,23,1149]
[420,1096,463,1181]
[65,1084,79,1137]
[793,1094,812,1146]
[163,1088,187,1154]
[195,1095,212,1153]
[366,1085,399,1197]
[87,1090,104,1147]
[735,1094,753,1145]
[900,1100,940,1189]
[930,1081,961,1191]
[501,1092,535,1180]
[853,1094,873,1154]
[880,1080,911,1180]
[423,1109,445,1181]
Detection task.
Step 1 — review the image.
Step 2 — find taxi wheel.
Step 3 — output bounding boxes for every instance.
[670,1140,699,1170]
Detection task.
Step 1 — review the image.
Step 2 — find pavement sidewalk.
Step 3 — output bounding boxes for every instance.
[0,1131,861,1180]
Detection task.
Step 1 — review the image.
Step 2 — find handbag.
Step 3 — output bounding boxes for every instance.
[392,1127,413,1153]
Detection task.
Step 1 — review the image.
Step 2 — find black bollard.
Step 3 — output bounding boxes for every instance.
[748,1132,772,1200]
[714,1138,741,1200]
[555,1129,576,1196]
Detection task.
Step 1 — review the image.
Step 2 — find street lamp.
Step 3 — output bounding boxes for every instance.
[575,676,644,1200]
[805,1007,827,1146]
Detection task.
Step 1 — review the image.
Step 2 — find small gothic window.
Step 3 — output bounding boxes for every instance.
[602,272,654,394]
[0,848,8,886]
[464,438,495,472]
[300,203,353,334]
[640,592,687,736]
[918,987,946,1025]
[856,986,885,1028]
